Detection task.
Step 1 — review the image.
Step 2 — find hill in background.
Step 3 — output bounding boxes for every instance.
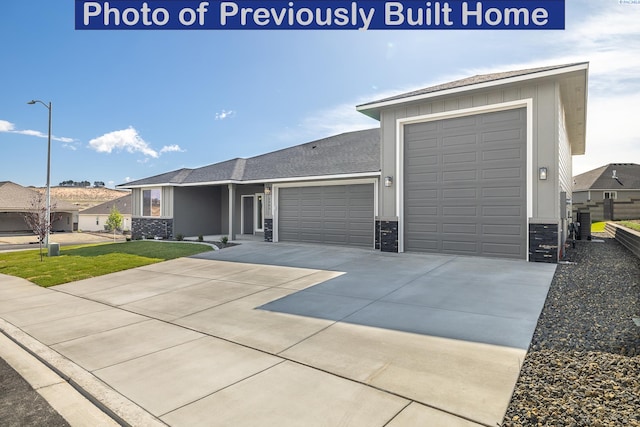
[35,187,131,211]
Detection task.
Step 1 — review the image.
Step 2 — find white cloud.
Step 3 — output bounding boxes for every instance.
[0,119,75,143]
[215,110,235,120]
[160,144,185,153]
[276,101,379,143]
[88,127,159,158]
[0,120,15,132]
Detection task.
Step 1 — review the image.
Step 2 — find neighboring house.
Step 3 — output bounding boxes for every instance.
[573,163,640,221]
[120,62,589,263]
[0,181,78,233]
[78,195,132,232]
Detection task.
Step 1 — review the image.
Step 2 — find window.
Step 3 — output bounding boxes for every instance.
[255,194,264,232]
[142,189,162,217]
[603,191,617,200]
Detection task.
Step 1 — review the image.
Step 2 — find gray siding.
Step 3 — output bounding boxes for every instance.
[378,81,560,221]
[403,108,527,258]
[278,184,374,247]
[173,186,222,237]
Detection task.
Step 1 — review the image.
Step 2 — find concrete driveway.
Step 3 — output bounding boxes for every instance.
[0,242,555,427]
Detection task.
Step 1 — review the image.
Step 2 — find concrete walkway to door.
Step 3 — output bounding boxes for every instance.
[0,242,555,427]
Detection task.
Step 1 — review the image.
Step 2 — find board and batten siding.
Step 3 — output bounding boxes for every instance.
[131,187,174,217]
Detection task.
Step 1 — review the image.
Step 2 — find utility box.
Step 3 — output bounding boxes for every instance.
[577,212,591,240]
[48,243,60,257]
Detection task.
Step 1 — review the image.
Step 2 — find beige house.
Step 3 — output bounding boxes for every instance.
[0,181,78,233]
[78,195,132,232]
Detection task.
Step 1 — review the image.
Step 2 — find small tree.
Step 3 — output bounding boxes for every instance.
[106,205,123,241]
[22,193,58,261]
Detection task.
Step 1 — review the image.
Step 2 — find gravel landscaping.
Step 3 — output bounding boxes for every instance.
[503,234,640,426]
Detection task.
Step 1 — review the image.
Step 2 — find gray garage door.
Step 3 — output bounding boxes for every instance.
[404,108,527,259]
[279,184,374,247]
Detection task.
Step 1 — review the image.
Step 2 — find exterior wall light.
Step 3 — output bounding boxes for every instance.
[264,187,271,195]
[384,176,393,187]
[538,167,548,180]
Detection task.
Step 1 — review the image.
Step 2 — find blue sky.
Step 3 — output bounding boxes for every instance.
[1,1,639,188]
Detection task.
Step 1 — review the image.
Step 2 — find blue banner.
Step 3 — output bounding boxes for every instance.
[75,1,565,30]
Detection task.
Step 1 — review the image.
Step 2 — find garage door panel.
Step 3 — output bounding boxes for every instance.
[442,240,477,253]
[443,133,478,147]
[443,152,477,165]
[278,184,373,247]
[442,115,477,129]
[482,147,522,162]
[482,167,523,180]
[443,223,478,234]
[481,128,523,143]
[404,108,526,259]
[483,224,522,236]
[442,170,477,182]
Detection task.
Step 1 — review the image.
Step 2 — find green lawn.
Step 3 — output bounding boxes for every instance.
[0,241,213,287]
[618,221,640,232]
[591,221,606,233]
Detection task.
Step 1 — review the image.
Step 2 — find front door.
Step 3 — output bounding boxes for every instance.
[242,196,254,234]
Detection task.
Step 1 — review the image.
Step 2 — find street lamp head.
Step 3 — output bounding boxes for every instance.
[27,100,36,104]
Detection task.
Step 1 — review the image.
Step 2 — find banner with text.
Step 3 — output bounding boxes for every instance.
[76,1,565,30]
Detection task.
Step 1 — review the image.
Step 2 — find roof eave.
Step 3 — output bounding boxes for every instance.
[357,63,590,122]
[117,171,381,189]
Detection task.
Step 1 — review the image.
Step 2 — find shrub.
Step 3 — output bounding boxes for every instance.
[198,235,204,242]
[221,236,228,245]
[176,234,184,241]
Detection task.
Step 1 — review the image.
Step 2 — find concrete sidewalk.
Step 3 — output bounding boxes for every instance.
[0,242,556,426]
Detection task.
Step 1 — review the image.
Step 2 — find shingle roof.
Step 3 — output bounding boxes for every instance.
[574,164,640,191]
[80,195,132,215]
[122,128,380,187]
[0,182,78,212]
[357,63,587,111]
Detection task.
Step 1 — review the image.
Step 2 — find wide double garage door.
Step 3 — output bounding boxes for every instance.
[404,108,527,259]
[278,184,374,247]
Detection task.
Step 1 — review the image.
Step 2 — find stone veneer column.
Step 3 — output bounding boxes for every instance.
[529,223,559,263]
[132,218,173,240]
[264,218,273,242]
[379,220,398,253]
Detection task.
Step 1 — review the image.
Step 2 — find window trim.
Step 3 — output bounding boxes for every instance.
[141,187,162,217]
[603,191,617,200]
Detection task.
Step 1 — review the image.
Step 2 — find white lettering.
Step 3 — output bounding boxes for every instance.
[532,8,548,25]
[220,2,238,25]
[358,6,374,30]
[84,2,102,25]
[196,2,209,25]
[385,2,404,25]
[484,7,501,26]
[179,8,196,25]
[462,1,482,26]
[122,7,140,25]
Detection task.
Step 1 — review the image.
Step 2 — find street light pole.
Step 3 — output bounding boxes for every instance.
[27,100,52,248]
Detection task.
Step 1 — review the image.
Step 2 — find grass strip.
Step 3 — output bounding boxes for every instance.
[0,241,213,287]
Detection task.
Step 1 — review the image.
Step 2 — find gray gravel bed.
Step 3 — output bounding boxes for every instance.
[503,235,640,426]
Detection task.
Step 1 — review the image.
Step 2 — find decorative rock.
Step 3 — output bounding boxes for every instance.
[503,235,640,426]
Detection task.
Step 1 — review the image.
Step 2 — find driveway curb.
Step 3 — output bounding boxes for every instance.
[0,318,165,427]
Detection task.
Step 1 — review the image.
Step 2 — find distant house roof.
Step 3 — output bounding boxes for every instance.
[357,62,589,156]
[0,181,78,212]
[120,128,380,188]
[80,195,132,215]
[573,163,640,191]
